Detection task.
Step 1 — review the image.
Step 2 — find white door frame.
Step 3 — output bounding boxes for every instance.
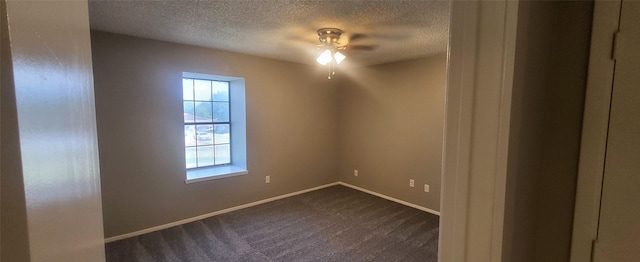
[570,1,621,261]
[439,1,519,261]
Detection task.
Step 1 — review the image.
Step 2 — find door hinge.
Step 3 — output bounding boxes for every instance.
[612,31,620,61]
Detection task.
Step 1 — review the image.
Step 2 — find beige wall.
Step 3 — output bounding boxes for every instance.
[2,1,106,261]
[92,31,447,238]
[503,1,593,261]
[91,31,340,238]
[337,55,446,211]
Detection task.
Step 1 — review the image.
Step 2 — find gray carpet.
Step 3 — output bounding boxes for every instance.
[106,185,439,261]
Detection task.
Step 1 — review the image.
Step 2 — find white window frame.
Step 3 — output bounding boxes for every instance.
[183,72,248,183]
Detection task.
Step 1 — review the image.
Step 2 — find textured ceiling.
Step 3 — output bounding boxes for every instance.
[89,0,450,66]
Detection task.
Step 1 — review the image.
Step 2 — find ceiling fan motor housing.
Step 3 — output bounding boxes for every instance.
[318,28,343,45]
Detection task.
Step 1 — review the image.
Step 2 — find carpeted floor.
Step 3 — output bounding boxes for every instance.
[106,185,439,261]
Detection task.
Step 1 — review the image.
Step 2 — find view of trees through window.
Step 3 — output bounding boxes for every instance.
[183,78,231,169]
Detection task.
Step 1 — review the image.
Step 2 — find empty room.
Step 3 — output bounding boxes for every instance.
[2,0,603,262]
[90,1,448,261]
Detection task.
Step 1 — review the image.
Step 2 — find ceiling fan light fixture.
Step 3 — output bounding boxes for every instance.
[316,28,357,79]
[334,51,346,64]
[316,49,332,65]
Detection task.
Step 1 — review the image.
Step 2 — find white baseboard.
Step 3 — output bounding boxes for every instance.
[105,181,440,242]
[105,182,339,243]
[337,182,441,216]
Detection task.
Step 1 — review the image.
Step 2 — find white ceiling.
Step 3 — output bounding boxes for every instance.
[88,0,450,66]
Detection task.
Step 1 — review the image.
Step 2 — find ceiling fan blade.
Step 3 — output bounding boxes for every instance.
[346,45,379,51]
[369,33,410,41]
[348,33,369,43]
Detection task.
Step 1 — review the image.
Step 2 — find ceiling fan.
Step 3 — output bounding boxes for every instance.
[316,28,378,51]
[315,28,378,79]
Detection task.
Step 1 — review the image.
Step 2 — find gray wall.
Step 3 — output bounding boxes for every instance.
[337,55,446,211]
[502,1,593,261]
[91,31,340,238]
[2,1,106,261]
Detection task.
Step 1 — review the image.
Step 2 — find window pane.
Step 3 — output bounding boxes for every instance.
[194,102,213,122]
[183,101,195,123]
[215,144,231,165]
[184,126,196,147]
[212,81,229,101]
[185,147,197,169]
[197,146,215,167]
[214,124,230,144]
[194,79,212,101]
[213,102,229,122]
[182,78,194,100]
[183,77,235,170]
[196,125,213,146]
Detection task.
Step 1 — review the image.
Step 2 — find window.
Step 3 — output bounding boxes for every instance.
[183,78,231,168]
[182,72,247,183]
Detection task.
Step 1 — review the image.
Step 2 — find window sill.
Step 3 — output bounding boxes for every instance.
[185,165,248,184]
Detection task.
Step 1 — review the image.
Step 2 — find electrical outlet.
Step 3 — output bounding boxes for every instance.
[354,169,359,176]
[409,179,415,187]
[265,175,270,184]
[424,184,430,192]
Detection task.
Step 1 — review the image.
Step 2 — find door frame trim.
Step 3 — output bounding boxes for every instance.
[570,1,621,261]
[439,1,519,261]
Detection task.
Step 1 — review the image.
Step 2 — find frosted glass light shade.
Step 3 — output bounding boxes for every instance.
[316,50,332,65]
[334,51,346,64]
